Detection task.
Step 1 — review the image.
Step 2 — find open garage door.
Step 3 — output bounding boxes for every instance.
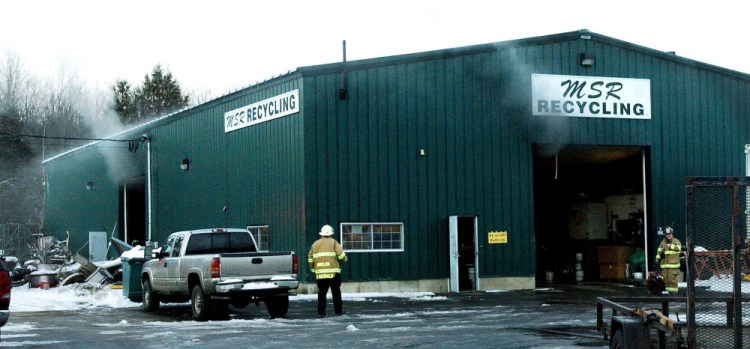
[532,145,649,285]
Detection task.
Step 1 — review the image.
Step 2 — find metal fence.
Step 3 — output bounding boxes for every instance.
[0,222,39,261]
[686,177,750,349]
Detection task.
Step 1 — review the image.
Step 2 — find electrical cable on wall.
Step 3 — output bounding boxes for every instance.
[555,153,559,180]
[0,131,136,143]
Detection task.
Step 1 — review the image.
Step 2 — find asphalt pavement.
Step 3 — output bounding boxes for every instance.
[3,282,654,348]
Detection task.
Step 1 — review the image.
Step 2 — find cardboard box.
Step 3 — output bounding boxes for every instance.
[599,262,627,280]
[597,245,635,264]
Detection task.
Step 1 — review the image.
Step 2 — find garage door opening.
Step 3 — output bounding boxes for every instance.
[532,145,649,285]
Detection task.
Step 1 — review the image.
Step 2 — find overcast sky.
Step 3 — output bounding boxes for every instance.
[2,1,749,97]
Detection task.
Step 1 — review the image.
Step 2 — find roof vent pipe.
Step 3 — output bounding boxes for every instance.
[339,40,348,100]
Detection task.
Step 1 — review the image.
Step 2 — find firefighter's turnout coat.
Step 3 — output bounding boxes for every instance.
[308,237,348,279]
[655,237,682,269]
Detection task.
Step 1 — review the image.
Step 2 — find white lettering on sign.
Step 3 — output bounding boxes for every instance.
[224,89,299,132]
[531,74,650,119]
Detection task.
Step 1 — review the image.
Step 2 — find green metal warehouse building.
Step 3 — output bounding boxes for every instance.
[42,30,750,293]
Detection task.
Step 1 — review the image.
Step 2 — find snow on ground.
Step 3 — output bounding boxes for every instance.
[7,276,742,313]
[9,284,448,313]
[10,283,139,312]
[9,245,448,312]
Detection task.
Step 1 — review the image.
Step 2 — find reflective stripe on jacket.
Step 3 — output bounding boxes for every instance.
[655,237,682,269]
[308,237,347,280]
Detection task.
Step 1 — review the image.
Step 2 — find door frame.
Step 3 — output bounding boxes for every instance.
[449,215,479,292]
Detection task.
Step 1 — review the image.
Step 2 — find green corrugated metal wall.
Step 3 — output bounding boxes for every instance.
[303,50,537,281]
[44,143,146,258]
[148,76,308,262]
[42,30,750,285]
[302,32,750,283]
[523,38,750,238]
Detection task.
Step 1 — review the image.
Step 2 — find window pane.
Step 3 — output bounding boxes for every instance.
[342,223,403,251]
[212,233,230,252]
[247,226,269,251]
[259,227,269,251]
[230,232,255,252]
[186,235,210,255]
[172,237,183,257]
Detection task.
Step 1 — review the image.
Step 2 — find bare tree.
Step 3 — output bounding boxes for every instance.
[186,87,215,106]
[0,50,209,228]
[0,50,26,114]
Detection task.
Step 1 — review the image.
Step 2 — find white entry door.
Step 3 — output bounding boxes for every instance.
[449,216,459,293]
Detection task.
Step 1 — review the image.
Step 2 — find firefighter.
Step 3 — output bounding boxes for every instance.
[655,227,682,294]
[308,224,348,317]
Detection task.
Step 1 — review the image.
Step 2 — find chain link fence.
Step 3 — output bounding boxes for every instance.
[0,222,40,261]
[686,177,750,349]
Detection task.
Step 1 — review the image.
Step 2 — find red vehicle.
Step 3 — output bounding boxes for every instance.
[0,259,10,327]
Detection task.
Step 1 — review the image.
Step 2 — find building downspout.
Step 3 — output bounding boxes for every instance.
[123,183,128,243]
[144,134,152,241]
[641,149,651,279]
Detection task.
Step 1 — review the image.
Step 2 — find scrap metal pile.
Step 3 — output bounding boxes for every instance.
[1,234,138,289]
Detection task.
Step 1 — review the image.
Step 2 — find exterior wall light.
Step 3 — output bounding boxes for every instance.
[86,181,93,190]
[180,158,190,171]
[579,53,595,67]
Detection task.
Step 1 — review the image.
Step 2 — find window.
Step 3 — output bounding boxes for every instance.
[185,232,257,255]
[247,225,269,252]
[171,236,184,257]
[162,236,176,256]
[341,222,404,252]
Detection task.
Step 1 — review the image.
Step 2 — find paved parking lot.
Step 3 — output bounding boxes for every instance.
[3,283,650,348]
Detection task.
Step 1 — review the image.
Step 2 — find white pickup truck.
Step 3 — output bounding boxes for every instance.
[140,228,299,321]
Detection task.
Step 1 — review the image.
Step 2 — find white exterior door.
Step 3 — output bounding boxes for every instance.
[449,216,459,293]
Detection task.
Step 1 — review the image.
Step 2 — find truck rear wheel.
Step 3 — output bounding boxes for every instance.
[142,279,160,312]
[191,284,213,321]
[265,294,289,318]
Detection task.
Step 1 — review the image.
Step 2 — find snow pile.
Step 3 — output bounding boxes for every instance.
[121,246,145,259]
[10,283,140,312]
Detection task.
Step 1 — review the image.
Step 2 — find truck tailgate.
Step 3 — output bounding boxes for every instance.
[219,252,295,280]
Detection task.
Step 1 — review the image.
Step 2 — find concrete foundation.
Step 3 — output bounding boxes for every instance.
[478,276,535,291]
[299,276,535,294]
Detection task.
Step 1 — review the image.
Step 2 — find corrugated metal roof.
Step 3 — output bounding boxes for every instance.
[299,29,750,81]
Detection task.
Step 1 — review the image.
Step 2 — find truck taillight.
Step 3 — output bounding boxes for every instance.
[211,257,220,278]
[0,271,8,311]
[292,254,298,274]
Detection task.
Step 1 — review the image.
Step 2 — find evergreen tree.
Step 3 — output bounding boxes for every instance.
[113,65,189,124]
[113,79,137,123]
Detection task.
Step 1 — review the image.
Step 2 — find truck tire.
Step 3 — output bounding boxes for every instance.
[142,279,160,312]
[265,294,289,318]
[191,284,213,321]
